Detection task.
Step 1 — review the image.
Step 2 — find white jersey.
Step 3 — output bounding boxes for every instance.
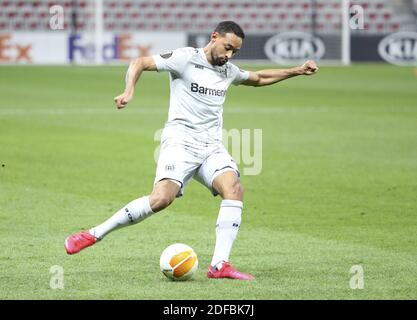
[152,47,249,141]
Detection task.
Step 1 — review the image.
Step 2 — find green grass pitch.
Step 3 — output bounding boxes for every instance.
[0,64,416,299]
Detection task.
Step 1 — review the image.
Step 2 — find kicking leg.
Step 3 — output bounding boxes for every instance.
[64,180,180,254]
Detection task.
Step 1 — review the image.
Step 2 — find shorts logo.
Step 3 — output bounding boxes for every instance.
[160,51,173,59]
[165,164,175,171]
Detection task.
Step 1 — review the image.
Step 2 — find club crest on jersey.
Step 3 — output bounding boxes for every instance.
[160,51,173,59]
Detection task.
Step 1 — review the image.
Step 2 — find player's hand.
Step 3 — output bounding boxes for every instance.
[301,60,318,75]
[114,91,133,109]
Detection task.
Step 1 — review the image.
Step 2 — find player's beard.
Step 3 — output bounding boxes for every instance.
[217,58,228,66]
[211,51,228,66]
[215,56,228,66]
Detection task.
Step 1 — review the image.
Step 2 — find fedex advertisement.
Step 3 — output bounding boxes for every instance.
[68,32,186,63]
[0,32,186,64]
[0,33,66,64]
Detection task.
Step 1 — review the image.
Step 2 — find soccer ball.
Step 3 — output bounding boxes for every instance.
[160,243,198,281]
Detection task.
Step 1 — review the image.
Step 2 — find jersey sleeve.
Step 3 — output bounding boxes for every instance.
[152,47,193,76]
[231,64,250,86]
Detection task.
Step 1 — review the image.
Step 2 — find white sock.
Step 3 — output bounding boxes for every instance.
[210,200,243,269]
[89,196,154,240]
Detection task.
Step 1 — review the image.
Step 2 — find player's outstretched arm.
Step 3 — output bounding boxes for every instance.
[114,56,157,109]
[242,60,318,87]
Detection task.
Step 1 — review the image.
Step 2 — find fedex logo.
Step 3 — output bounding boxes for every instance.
[69,34,151,62]
[0,34,32,63]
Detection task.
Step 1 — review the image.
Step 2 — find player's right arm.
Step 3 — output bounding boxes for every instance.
[114,56,157,109]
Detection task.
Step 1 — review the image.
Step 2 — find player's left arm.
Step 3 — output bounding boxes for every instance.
[242,60,318,87]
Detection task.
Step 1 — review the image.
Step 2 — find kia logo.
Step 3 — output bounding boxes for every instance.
[264,32,325,64]
[378,32,417,66]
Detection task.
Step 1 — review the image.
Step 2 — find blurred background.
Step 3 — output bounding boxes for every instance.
[0,0,416,66]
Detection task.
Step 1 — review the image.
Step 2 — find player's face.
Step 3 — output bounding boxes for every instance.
[210,32,242,66]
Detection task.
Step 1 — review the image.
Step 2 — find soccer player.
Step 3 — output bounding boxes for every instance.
[65,21,318,280]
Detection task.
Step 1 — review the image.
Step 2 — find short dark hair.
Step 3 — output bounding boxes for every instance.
[214,21,245,39]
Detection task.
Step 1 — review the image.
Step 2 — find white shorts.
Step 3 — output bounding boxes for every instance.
[154,124,240,197]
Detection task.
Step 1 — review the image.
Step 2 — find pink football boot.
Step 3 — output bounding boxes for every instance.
[64,231,96,255]
[207,262,255,280]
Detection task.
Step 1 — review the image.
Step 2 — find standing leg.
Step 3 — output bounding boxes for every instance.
[207,170,254,280]
[210,171,244,267]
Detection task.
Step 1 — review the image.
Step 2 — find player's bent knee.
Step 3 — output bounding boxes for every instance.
[149,192,176,212]
[150,179,180,212]
[222,182,244,200]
